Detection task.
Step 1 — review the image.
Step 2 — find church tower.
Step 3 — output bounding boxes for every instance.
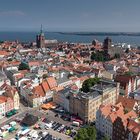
[36,25,45,48]
[103,37,112,54]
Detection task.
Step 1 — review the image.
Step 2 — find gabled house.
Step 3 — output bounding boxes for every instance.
[0,83,20,110]
[20,80,53,107]
[0,96,14,119]
[115,75,137,96]
[96,102,139,140]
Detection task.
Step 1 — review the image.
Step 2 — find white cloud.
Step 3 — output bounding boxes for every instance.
[0,10,25,16]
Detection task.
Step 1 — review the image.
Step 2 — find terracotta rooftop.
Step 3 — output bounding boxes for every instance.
[33,85,45,98]
[47,77,57,89]
[100,102,124,123]
[0,96,13,104]
[41,80,50,92]
[28,61,40,67]
[99,102,137,125]
[117,96,136,110]
[0,51,10,56]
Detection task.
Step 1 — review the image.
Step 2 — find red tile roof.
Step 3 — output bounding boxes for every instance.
[41,81,50,92]
[47,77,57,89]
[99,102,137,125]
[33,85,45,97]
[0,51,10,56]
[127,119,140,134]
[79,76,89,82]
[28,61,40,67]
[100,102,124,123]
[0,96,13,104]
[117,96,136,111]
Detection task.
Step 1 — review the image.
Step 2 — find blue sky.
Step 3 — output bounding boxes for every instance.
[0,0,140,32]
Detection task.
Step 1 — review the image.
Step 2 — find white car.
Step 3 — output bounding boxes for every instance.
[45,122,52,129]
[57,127,61,132]
[45,125,49,130]
[42,131,48,137]
[27,130,37,139]
[31,134,38,140]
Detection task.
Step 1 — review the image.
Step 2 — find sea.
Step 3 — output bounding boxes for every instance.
[0,31,140,45]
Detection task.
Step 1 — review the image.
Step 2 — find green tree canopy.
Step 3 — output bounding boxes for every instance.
[101,136,110,140]
[42,74,48,79]
[124,71,135,76]
[74,126,96,140]
[18,62,30,70]
[114,53,120,59]
[82,77,100,93]
[91,51,110,62]
[0,41,4,44]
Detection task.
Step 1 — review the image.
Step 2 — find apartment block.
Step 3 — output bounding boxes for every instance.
[69,79,120,123]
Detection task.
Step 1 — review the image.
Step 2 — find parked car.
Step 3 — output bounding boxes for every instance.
[6,109,18,118]
[72,121,80,127]
[55,114,58,117]
[37,136,42,140]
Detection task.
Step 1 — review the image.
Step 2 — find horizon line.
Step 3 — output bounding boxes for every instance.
[0,30,140,33]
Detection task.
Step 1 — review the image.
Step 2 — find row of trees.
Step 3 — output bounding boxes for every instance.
[81,77,100,93]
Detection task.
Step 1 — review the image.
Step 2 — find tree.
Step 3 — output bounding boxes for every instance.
[42,74,48,79]
[0,41,4,44]
[91,51,109,62]
[124,71,134,76]
[74,126,96,140]
[82,77,100,93]
[101,136,109,140]
[18,62,30,70]
[114,53,120,59]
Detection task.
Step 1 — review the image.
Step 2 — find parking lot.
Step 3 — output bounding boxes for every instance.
[0,107,79,140]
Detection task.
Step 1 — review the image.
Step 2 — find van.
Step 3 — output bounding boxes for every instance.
[21,129,30,136]
[72,121,80,127]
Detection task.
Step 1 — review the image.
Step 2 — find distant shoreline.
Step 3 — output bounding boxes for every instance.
[0,31,140,45]
[57,32,140,37]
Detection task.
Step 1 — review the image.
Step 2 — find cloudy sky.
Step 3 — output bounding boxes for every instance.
[0,0,140,32]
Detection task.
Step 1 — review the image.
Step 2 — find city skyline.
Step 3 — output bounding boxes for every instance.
[0,0,140,32]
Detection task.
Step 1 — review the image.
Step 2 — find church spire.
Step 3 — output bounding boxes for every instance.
[40,24,43,34]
